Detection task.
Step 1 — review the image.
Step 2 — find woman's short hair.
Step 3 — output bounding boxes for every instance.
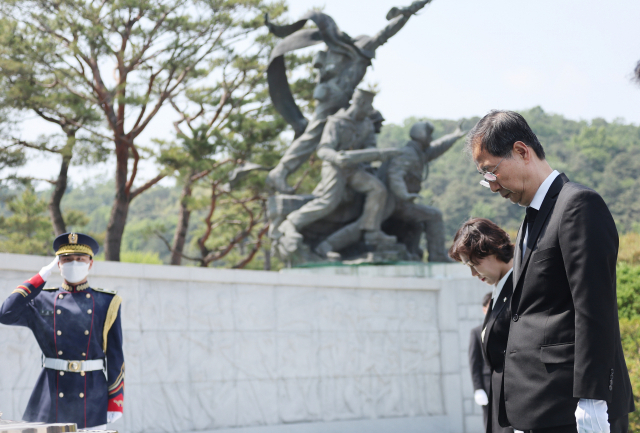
[449,217,514,264]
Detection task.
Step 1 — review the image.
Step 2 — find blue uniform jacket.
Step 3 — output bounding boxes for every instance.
[0,273,124,428]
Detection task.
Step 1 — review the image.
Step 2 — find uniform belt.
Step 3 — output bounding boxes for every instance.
[43,357,104,373]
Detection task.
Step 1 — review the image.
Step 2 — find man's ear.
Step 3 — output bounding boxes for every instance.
[512,141,531,162]
[89,259,94,270]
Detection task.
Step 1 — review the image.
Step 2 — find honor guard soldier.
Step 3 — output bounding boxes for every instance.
[0,233,124,429]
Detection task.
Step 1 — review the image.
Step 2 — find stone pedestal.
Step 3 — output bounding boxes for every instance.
[0,254,486,433]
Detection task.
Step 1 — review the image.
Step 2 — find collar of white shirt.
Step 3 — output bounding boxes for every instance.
[522,170,560,259]
[528,170,560,211]
[492,268,513,309]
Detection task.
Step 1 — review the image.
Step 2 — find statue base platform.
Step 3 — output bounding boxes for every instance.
[282,261,469,279]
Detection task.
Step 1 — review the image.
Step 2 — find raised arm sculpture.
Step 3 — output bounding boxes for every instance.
[265,1,432,193]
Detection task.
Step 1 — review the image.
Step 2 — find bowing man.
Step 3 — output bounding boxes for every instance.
[0,233,124,429]
[468,110,634,433]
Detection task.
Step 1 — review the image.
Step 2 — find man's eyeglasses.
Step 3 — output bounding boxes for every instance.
[478,155,507,188]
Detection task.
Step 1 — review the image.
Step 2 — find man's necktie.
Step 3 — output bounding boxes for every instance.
[526,207,538,247]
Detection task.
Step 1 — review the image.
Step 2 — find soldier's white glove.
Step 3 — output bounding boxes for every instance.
[107,411,122,423]
[38,256,59,281]
[474,389,488,406]
[576,399,610,433]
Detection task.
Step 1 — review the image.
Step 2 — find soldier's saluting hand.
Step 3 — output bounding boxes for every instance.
[0,233,124,429]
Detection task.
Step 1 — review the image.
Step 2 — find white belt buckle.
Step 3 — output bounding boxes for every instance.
[68,361,82,372]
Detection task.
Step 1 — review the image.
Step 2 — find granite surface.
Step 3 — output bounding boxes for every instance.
[0,253,487,433]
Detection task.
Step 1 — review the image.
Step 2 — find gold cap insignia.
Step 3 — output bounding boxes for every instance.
[68,233,78,244]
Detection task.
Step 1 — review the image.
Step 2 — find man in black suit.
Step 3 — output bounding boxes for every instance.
[467,110,634,433]
[470,292,493,428]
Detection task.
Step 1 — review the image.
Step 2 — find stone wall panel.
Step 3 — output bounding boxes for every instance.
[0,254,489,433]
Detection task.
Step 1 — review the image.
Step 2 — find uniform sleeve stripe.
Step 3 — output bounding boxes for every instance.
[108,381,124,395]
[108,365,125,392]
[108,368,125,391]
[17,285,31,294]
[12,289,28,298]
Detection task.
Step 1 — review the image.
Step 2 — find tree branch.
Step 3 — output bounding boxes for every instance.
[11,138,60,154]
[130,173,166,201]
[154,229,203,264]
[232,224,269,269]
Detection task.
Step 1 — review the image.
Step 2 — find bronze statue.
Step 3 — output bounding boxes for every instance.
[274,90,401,258]
[380,121,466,261]
[311,121,466,261]
[265,1,432,194]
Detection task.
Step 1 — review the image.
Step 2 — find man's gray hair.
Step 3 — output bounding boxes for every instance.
[465,110,545,160]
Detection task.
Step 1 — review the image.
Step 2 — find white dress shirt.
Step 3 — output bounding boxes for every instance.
[522,170,560,260]
[492,268,513,310]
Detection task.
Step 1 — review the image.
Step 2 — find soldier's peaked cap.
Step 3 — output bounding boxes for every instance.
[352,88,376,104]
[53,232,99,257]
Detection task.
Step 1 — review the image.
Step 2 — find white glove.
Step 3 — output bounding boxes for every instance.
[575,399,610,433]
[107,411,122,424]
[38,256,59,281]
[474,389,489,406]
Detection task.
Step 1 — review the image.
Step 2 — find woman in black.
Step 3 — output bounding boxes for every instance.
[450,218,515,433]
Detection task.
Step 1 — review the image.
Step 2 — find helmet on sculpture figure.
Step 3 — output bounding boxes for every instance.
[409,121,435,146]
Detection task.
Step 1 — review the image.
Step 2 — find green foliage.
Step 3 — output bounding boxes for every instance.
[120,250,164,265]
[0,145,25,170]
[151,5,314,268]
[619,318,640,431]
[616,233,640,427]
[619,233,640,265]
[0,189,52,255]
[0,0,292,260]
[617,263,640,321]
[377,108,640,241]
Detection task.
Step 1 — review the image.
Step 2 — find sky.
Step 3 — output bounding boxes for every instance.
[6,0,640,187]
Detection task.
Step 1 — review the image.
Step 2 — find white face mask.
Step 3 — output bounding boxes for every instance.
[60,261,90,284]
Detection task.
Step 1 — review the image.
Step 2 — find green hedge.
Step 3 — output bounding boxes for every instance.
[618,263,640,320]
[618,257,640,427]
[620,317,640,430]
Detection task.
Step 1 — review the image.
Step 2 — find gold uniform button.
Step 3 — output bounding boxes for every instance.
[58,350,63,355]
[80,371,85,376]
[57,330,62,336]
[56,309,61,315]
[86,293,91,298]
[59,392,64,398]
[87,309,92,314]
[84,330,89,335]
[82,352,86,357]
[79,393,84,398]
[58,294,64,299]
[60,371,65,376]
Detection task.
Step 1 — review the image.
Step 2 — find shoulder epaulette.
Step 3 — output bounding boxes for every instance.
[43,287,58,291]
[93,287,117,295]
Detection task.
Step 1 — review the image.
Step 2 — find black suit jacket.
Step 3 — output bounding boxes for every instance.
[503,173,634,430]
[470,324,491,394]
[482,273,514,433]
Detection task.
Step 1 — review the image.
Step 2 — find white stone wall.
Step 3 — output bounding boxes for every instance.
[0,253,489,433]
